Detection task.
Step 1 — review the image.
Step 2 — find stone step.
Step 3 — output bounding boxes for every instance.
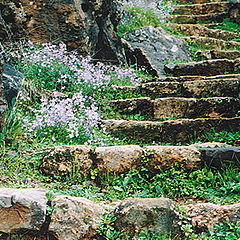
[183,36,240,50]
[164,59,240,77]
[103,117,240,144]
[140,78,239,98]
[1,187,239,239]
[172,2,229,16]
[153,97,240,120]
[167,23,238,41]
[176,0,226,4]
[108,97,240,120]
[196,49,240,60]
[168,13,227,24]
[40,144,240,178]
[142,73,240,83]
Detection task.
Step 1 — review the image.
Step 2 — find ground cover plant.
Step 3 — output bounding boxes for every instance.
[6,42,143,146]
[118,0,173,37]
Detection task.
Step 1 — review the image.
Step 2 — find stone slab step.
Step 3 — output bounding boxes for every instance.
[176,0,227,5]
[107,97,154,118]
[142,73,240,83]
[140,78,239,98]
[168,13,227,24]
[40,144,240,178]
[103,117,240,144]
[195,49,240,60]
[167,23,238,41]
[153,97,240,120]
[164,59,240,77]
[108,97,240,120]
[172,2,229,16]
[183,36,240,50]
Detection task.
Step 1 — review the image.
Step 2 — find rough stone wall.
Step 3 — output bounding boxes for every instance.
[0,0,126,64]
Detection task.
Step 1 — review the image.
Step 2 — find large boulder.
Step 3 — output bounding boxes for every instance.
[2,62,24,106]
[0,0,126,64]
[0,47,23,129]
[125,26,192,77]
[49,195,104,240]
[0,188,47,233]
[113,197,181,238]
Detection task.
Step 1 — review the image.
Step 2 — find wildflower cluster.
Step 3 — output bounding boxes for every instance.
[9,42,140,145]
[9,42,139,94]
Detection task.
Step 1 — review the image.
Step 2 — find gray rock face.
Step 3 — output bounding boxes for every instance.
[2,63,24,106]
[113,197,181,238]
[0,188,47,233]
[201,147,240,168]
[125,26,192,76]
[0,0,126,65]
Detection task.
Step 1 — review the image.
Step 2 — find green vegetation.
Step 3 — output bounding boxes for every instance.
[213,18,240,33]
[118,6,163,37]
[117,1,173,37]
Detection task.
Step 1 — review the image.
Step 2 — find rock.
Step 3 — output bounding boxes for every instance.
[125,26,192,77]
[2,62,24,106]
[185,202,240,233]
[0,188,47,233]
[183,36,240,51]
[103,117,240,144]
[95,145,143,174]
[164,59,235,77]
[153,97,240,119]
[0,0,126,64]
[113,198,181,238]
[182,78,239,98]
[172,2,230,16]
[201,147,240,168]
[167,23,238,41]
[0,58,7,129]
[143,146,201,171]
[40,145,93,178]
[229,0,240,24]
[196,50,240,60]
[49,195,104,240]
[108,97,153,118]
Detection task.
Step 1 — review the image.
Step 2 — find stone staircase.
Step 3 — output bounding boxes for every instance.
[102,0,240,147]
[3,1,239,239]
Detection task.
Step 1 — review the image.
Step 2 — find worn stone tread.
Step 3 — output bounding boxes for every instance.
[103,117,240,144]
[182,36,240,50]
[167,23,239,41]
[140,78,239,98]
[196,49,240,60]
[164,59,239,76]
[168,13,227,24]
[172,2,229,16]
[108,97,240,120]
